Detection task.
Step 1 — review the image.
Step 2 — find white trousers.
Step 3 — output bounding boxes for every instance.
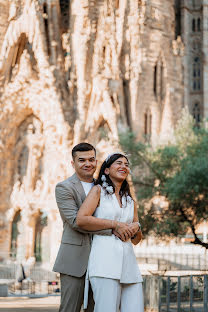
[90,277,144,312]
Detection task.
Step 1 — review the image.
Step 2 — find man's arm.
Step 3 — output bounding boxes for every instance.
[55,183,112,236]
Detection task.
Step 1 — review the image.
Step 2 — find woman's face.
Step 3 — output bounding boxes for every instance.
[105,157,130,182]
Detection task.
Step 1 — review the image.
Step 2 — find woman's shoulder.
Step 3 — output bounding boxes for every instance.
[91,184,102,194]
[93,184,111,198]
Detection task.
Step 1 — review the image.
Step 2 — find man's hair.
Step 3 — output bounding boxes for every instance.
[72,142,96,160]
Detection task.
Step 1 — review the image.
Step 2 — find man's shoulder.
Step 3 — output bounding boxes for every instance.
[56,174,77,189]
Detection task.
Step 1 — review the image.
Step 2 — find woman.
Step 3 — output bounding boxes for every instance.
[77,153,144,312]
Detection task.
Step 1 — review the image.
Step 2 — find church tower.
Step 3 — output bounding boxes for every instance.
[181,0,208,123]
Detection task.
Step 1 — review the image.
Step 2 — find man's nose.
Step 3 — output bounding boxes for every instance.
[85,160,91,166]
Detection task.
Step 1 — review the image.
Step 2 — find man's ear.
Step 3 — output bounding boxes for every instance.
[104,168,109,175]
[71,160,75,168]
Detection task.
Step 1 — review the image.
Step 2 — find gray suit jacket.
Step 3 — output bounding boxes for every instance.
[53,173,111,277]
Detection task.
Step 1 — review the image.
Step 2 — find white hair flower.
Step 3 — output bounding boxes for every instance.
[102,182,108,188]
[101,174,114,195]
[106,186,114,195]
[101,175,106,182]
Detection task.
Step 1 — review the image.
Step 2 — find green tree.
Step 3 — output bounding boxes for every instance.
[120,111,208,248]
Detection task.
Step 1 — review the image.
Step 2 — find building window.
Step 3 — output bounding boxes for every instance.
[192,19,196,32]
[34,214,48,262]
[43,3,50,56]
[153,59,166,101]
[144,109,152,139]
[153,65,157,96]
[174,0,181,38]
[192,57,201,91]
[18,146,29,183]
[10,211,21,259]
[59,0,70,32]
[123,79,131,128]
[160,62,165,100]
[192,18,201,32]
[193,103,201,125]
[197,18,201,31]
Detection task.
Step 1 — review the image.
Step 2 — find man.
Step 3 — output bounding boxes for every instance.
[53,143,113,312]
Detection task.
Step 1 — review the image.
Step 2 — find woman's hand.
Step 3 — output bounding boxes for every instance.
[128,222,140,237]
[130,202,142,245]
[113,222,135,241]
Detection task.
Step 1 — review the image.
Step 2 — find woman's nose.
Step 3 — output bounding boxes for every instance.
[121,163,128,168]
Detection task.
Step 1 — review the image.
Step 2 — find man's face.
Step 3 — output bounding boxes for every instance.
[71,150,97,182]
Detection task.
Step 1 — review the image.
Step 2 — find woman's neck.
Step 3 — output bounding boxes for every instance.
[111,178,122,194]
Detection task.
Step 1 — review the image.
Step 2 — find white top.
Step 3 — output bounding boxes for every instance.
[81,181,94,196]
[88,187,143,283]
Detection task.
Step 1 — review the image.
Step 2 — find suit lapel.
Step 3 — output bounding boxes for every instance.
[71,173,86,203]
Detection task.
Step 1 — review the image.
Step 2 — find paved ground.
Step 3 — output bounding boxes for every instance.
[0,296,60,312]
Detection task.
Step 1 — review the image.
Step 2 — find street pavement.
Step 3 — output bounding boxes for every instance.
[0,296,60,312]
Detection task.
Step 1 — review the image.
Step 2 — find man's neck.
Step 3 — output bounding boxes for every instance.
[76,173,94,183]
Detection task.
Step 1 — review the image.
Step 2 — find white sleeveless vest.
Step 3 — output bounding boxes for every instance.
[83,188,143,308]
[88,187,143,283]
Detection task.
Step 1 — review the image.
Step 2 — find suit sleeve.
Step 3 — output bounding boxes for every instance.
[55,183,112,236]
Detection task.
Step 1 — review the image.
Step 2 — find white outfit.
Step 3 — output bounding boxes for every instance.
[90,277,144,312]
[84,187,144,312]
[81,181,94,195]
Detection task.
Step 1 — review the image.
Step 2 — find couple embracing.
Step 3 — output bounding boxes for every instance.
[53,143,144,312]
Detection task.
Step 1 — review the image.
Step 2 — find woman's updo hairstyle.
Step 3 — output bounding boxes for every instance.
[95,153,132,199]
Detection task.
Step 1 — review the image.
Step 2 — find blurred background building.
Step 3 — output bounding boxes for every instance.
[0,0,207,267]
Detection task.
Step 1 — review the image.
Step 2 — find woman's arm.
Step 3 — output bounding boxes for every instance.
[130,202,142,245]
[76,186,134,239]
[77,185,114,230]
[55,183,110,235]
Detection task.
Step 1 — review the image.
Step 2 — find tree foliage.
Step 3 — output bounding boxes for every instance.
[120,111,208,248]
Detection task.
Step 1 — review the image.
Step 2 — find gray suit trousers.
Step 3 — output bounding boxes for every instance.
[59,273,94,312]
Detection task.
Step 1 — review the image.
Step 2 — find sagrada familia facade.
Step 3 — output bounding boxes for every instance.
[0,0,206,265]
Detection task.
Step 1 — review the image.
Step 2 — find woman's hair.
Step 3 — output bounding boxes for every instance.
[95,153,132,199]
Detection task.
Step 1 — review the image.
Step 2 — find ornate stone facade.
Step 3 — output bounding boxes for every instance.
[0,0,204,265]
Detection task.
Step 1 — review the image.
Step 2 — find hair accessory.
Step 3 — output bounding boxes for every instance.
[101,175,106,182]
[102,182,108,188]
[101,175,114,195]
[105,152,129,163]
[105,186,114,195]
